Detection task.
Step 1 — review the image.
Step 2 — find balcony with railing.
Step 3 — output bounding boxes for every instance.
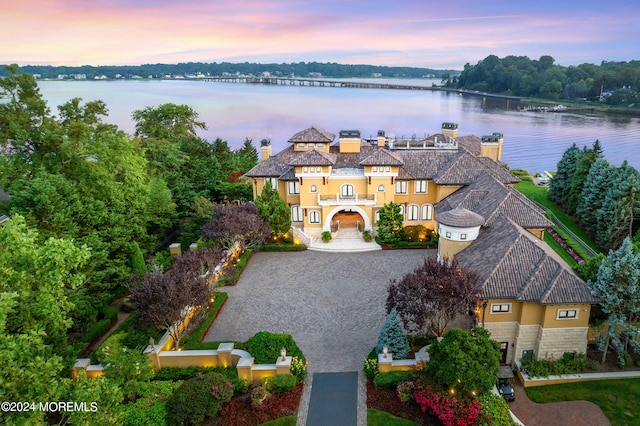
[318,193,376,206]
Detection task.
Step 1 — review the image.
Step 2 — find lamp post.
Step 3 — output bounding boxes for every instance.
[481,300,488,328]
[280,347,287,361]
[382,345,388,358]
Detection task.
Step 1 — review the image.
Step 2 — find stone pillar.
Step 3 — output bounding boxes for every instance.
[217,343,234,368]
[169,243,182,257]
[189,243,198,252]
[276,356,292,375]
[378,352,393,373]
[236,357,254,383]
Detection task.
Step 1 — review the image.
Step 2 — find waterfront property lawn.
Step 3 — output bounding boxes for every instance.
[367,409,421,426]
[514,180,600,254]
[544,231,578,267]
[525,379,640,425]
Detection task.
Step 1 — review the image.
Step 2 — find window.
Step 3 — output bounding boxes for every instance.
[374,210,380,223]
[288,181,300,195]
[291,205,303,222]
[264,177,278,189]
[302,166,309,173]
[407,204,419,221]
[557,309,578,319]
[445,231,451,238]
[415,180,428,193]
[395,181,407,194]
[297,143,306,148]
[461,233,467,240]
[491,303,512,313]
[341,184,354,197]
[372,166,378,172]
[385,166,391,172]
[399,205,404,217]
[309,210,320,224]
[316,143,324,148]
[377,184,385,192]
[310,184,317,193]
[316,166,322,173]
[421,204,433,220]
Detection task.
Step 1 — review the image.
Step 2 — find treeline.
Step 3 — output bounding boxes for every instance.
[456,54,640,103]
[548,141,640,252]
[0,65,257,348]
[1,61,450,80]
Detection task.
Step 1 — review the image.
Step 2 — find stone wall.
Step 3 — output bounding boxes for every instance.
[537,327,589,361]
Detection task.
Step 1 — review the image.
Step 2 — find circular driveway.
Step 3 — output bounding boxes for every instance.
[205,249,433,372]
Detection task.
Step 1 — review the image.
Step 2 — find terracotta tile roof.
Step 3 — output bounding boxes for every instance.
[394,150,459,179]
[435,172,552,229]
[457,135,482,156]
[288,127,335,143]
[456,217,600,305]
[432,151,520,185]
[288,149,337,166]
[437,207,485,227]
[359,147,405,166]
[243,146,298,178]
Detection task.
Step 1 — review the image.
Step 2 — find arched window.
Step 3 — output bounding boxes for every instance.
[340,184,354,197]
[374,210,380,224]
[309,210,320,224]
[377,184,385,192]
[291,205,303,222]
[310,184,318,193]
[421,204,434,220]
[407,204,419,221]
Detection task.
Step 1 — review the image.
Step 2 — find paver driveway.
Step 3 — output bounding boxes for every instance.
[204,249,432,372]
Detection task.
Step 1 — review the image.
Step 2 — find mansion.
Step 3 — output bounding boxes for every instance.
[244,123,600,364]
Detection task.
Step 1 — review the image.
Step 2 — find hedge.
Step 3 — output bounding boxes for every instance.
[183,292,228,350]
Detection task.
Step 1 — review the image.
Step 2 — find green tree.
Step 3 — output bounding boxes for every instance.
[254,181,291,238]
[548,143,580,207]
[376,202,404,244]
[376,308,410,359]
[596,162,640,251]
[233,138,259,174]
[131,103,206,140]
[576,158,614,239]
[567,142,602,215]
[589,238,640,364]
[427,328,501,394]
[0,216,90,424]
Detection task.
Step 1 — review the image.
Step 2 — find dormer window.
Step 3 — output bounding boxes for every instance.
[372,166,378,172]
[315,143,324,148]
[302,166,309,173]
[297,143,306,148]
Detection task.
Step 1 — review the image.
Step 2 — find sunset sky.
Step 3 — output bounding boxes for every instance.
[3,0,638,69]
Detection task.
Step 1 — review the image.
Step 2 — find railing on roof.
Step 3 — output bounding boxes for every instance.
[318,193,376,205]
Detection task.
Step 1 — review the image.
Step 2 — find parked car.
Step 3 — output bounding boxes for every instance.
[497,366,516,402]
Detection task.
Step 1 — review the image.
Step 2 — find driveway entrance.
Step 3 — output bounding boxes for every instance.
[204,250,432,372]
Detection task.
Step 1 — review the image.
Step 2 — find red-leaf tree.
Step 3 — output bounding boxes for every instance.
[128,248,224,349]
[202,203,270,251]
[386,257,480,337]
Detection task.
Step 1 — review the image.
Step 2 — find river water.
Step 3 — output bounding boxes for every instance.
[36,79,640,173]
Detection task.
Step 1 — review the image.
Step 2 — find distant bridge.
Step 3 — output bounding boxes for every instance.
[186,76,523,100]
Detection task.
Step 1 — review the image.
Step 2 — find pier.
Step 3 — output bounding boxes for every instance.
[190,76,523,100]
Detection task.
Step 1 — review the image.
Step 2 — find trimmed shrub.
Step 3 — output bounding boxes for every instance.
[263,374,297,394]
[478,392,517,426]
[321,231,331,242]
[363,358,379,380]
[154,366,249,394]
[260,243,307,252]
[166,372,234,426]
[245,331,304,364]
[290,356,308,382]
[373,370,415,389]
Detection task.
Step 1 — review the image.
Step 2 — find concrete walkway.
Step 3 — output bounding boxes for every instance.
[205,249,432,425]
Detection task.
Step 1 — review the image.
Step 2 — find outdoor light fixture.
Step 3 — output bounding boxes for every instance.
[383,345,388,358]
[280,347,286,361]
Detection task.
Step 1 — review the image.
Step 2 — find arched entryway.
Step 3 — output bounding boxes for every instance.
[323,205,372,232]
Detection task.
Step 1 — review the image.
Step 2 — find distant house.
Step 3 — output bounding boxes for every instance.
[244,123,597,364]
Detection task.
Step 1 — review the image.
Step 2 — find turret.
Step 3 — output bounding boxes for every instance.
[441,122,459,139]
[481,132,503,162]
[436,207,484,262]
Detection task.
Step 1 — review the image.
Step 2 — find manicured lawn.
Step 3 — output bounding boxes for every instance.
[367,408,421,426]
[258,415,297,425]
[544,231,578,267]
[183,292,228,350]
[515,180,600,254]
[525,379,640,425]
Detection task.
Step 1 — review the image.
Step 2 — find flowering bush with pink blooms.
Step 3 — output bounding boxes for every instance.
[413,384,485,426]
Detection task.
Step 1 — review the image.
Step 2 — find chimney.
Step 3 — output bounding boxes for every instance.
[441,122,458,139]
[260,138,271,160]
[377,130,386,147]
